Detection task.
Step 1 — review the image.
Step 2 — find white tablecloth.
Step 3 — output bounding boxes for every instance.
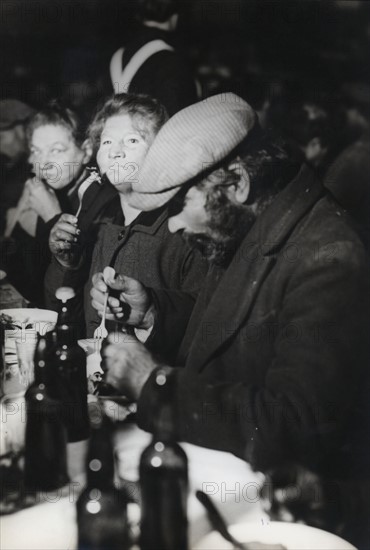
[1,422,267,549]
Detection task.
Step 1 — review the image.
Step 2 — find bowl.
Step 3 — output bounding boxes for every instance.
[0,308,57,335]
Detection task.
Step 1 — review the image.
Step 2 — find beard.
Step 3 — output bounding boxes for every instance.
[183,200,256,267]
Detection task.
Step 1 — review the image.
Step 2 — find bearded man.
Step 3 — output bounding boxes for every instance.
[90,94,369,547]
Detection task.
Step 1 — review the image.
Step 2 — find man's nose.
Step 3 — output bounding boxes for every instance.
[168,213,187,233]
[32,152,51,168]
[30,153,50,177]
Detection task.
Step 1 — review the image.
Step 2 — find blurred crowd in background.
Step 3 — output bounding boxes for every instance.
[1,0,369,290]
[1,1,369,119]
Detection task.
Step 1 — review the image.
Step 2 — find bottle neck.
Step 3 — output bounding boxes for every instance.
[86,416,115,490]
[33,336,49,385]
[152,370,177,441]
[153,403,176,442]
[56,303,78,345]
[56,324,74,346]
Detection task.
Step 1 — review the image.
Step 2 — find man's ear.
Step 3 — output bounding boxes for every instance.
[228,159,250,204]
[81,138,93,164]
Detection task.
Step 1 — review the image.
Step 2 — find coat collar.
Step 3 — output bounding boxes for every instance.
[186,164,324,370]
[101,201,170,236]
[130,203,169,235]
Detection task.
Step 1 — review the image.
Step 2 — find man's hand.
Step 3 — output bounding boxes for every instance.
[90,267,155,329]
[49,213,81,267]
[102,333,158,400]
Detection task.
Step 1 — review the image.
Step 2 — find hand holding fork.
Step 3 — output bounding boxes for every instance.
[93,267,116,341]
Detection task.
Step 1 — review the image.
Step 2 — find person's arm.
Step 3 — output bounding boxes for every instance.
[90,270,200,363]
[144,242,209,360]
[28,180,62,223]
[144,288,198,362]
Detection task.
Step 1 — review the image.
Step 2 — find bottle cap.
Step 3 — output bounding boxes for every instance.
[55,287,75,302]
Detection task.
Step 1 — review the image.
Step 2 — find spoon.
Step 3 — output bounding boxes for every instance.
[196,490,248,550]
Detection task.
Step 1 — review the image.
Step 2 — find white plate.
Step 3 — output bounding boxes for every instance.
[0,270,6,281]
[194,521,356,550]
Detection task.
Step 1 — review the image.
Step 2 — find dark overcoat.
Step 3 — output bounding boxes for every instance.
[139,165,370,479]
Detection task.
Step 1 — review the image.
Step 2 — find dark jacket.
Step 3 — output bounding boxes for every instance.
[139,165,370,480]
[7,174,116,306]
[117,27,198,117]
[45,199,208,341]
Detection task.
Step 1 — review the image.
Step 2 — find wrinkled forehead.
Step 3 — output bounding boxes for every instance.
[103,112,156,144]
[30,123,74,144]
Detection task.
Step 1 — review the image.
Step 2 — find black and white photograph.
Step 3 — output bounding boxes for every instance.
[0,1,369,549]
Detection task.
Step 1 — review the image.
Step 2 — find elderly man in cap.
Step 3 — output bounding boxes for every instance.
[0,99,35,233]
[91,94,369,545]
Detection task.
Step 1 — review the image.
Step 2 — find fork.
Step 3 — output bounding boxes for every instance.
[93,291,109,341]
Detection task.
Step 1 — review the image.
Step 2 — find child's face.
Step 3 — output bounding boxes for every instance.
[96,114,152,194]
[29,124,87,189]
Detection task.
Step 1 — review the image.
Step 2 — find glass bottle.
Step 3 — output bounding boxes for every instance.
[76,412,130,550]
[139,369,188,550]
[52,287,89,442]
[24,335,69,491]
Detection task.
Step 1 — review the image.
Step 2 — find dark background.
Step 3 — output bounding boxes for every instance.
[1,0,369,114]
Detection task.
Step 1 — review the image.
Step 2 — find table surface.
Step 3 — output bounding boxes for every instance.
[0,418,268,550]
[0,305,356,550]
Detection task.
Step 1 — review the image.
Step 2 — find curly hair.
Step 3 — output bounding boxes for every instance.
[87,93,168,153]
[198,132,300,212]
[240,134,300,207]
[26,99,86,147]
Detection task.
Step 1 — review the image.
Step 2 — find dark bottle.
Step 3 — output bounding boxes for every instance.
[139,369,189,550]
[52,287,89,442]
[24,335,69,491]
[76,411,130,550]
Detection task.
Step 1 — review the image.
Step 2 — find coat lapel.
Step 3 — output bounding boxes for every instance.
[186,165,324,371]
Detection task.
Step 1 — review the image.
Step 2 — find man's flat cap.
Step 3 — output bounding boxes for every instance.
[129,93,256,210]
